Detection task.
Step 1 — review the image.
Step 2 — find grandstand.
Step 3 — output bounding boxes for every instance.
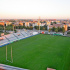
[0,36,9,46]
[21,31,29,37]
[0,64,28,70]
[0,31,38,47]
[13,32,24,39]
[5,34,18,42]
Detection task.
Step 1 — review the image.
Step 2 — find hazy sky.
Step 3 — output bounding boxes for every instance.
[0,0,70,19]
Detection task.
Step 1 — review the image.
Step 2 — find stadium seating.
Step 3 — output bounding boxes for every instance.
[0,36,9,46]
[25,32,31,36]
[5,34,18,42]
[0,31,38,47]
[0,37,4,41]
[13,32,25,39]
[21,31,29,37]
[0,64,29,70]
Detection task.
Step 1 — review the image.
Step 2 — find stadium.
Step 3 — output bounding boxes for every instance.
[0,30,70,70]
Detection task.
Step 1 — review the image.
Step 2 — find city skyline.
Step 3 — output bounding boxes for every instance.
[0,0,70,19]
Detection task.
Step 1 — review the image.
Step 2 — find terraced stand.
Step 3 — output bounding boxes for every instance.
[0,64,29,70]
[0,31,38,47]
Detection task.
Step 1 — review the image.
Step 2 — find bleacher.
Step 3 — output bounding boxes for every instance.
[5,34,18,42]
[21,31,29,37]
[0,64,29,70]
[0,31,38,47]
[13,32,25,39]
[0,36,9,46]
[26,32,32,36]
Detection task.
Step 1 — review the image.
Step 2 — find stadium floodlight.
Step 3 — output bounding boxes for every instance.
[38,16,40,33]
[6,46,13,63]
[4,25,5,33]
[13,24,15,33]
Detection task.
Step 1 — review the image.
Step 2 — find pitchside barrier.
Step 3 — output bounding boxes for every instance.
[0,33,39,47]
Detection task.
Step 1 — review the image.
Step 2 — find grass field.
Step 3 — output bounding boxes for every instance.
[0,34,70,70]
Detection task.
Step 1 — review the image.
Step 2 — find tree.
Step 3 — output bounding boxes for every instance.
[40,26,43,30]
[55,28,58,33]
[57,27,60,32]
[43,21,46,23]
[60,28,62,32]
[48,28,51,32]
[29,26,33,30]
[14,29,17,33]
[44,25,47,30]
[43,27,45,30]
[51,22,53,25]
[19,26,23,29]
[0,25,3,30]
[26,26,29,29]
[63,23,66,24]
[34,26,39,30]
[62,27,65,35]
[16,26,19,29]
[53,22,57,24]
[34,26,37,29]
[52,27,55,31]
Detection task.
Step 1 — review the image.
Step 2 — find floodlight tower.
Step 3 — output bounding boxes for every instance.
[38,16,40,33]
[13,24,15,33]
[15,19,17,30]
[4,22,5,33]
[33,23,34,31]
[67,19,69,24]
[46,21,47,30]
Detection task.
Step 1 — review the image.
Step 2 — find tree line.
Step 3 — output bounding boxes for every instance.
[48,27,65,34]
[0,25,65,33]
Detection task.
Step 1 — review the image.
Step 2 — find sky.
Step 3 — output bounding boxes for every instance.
[0,0,70,19]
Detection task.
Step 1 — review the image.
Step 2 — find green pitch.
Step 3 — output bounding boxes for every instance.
[0,34,70,70]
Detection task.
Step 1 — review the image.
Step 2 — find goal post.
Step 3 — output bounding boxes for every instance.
[6,46,7,61]
[11,46,13,63]
[6,46,13,63]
